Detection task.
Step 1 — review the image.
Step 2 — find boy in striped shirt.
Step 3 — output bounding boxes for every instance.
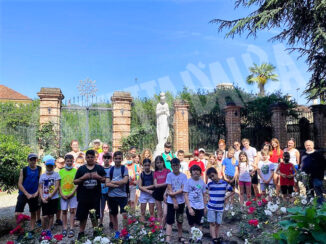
[206,167,234,244]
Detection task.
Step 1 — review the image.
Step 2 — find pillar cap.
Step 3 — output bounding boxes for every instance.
[37,88,64,100]
[111,91,132,102]
[174,99,189,108]
[310,104,326,111]
[270,102,287,110]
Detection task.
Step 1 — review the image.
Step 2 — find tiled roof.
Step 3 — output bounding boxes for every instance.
[0,85,32,100]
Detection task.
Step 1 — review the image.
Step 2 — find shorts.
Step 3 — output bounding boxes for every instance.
[260,183,274,192]
[100,194,109,214]
[152,187,166,201]
[60,196,78,211]
[129,185,137,201]
[281,185,294,195]
[76,197,100,221]
[225,175,235,188]
[207,209,223,224]
[186,207,204,226]
[166,203,185,225]
[239,181,251,187]
[108,197,128,216]
[251,171,258,185]
[42,198,59,216]
[15,194,39,213]
[139,192,155,204]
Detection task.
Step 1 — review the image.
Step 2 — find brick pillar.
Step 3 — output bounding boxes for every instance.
[311,104,326,149]
[37,88,64,148]
[224,105,241,147]
[173,100,189,153]
[271,103,287,148]
[111,91,133,152]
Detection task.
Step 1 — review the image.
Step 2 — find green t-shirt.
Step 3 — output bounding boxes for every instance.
[162,152,175,171]
[59,168,77,196]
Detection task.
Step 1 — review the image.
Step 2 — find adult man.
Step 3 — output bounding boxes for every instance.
[300,140,325,205]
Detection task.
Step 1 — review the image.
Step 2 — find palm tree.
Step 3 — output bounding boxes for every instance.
[246,63,278,96]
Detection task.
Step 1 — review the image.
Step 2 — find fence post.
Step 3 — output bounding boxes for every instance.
[111,91,133,152]
[173,99,189,153]
[224,104,241,148]
[37,88,64,153]
[271,102,287,148]
[311,104,326,149]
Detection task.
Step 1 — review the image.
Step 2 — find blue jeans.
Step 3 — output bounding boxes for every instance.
[308,178,324,205]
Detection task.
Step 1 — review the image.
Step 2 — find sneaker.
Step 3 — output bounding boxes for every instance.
[26,231,34,240]
[109,222,114,229]
[225,204,230,211]
[99,223,104,228]
[77,232,85,240]
[46,230,52,238]
[36,219,42,227]
[55,219,63,226]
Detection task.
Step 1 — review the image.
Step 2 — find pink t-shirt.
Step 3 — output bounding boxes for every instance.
[154,168,170,184]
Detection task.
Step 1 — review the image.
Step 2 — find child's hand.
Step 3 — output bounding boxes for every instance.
[287,174,294,179]
[188,207,195,216]
[32,192,38,198]
[25,193,32,199]
[148,190,153,195]
[91,172,102,180]
[163,195,167,203]
[42,198,48,204]
[204,208,207,216]
[81,173,91,180]
[173,202,179,210]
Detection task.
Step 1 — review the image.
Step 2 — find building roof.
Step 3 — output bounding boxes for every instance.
[0,85,32,101]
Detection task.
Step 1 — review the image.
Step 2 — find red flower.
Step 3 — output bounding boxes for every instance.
[123,215,128,219]
[151,228,156,233]
[120,228,129,237]
[127,219,134,225]
[44,236,51,241]
[252,198,256,202]
[16,214,30,224]
[262,198,268,204]
[248,219,259,227]
[245,201,252,206]
[54,234,63,241]
[10,225,23,235]
[6,241,14,244]
[149,222,155,227]
[257,193,261,198]
[248,207,256,214]
[148,216,156,222]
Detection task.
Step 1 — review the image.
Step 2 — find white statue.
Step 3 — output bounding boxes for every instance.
[154,92,170,156]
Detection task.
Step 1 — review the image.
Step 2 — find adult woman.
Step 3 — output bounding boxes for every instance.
[68,140,84,162]
[141,148,153,168]
[233,141,241,161]
[270,138,283,195]
[284,138,300,192]
[216,139,227,160]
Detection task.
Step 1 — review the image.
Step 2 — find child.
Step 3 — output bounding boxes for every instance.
[39,156,61,236]
[74,150,106,240]
[138,159,155,222]
[165,158,187,244]
[189,150,205,178]
[15,153,41,239]
[106,151,129,232]
[55,158,65,226]
[126,153,140,210]
[276,152,296,202]
[198,148,208,168]
[184,165,206,234]
[100,153,112,227]
[206,154,218,183]
[74,156,85,169]
[59,154,78,238]
[153,155,170,227]
[257,149,275,198]
[238,152,251,206]
[162,142,175,171]
[206,167,233,244]
[178,150,189,177]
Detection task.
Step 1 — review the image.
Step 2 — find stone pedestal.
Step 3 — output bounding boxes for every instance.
[311,104,326,149]
[173,100,189,153]
[271,103,287,148]
[37,88,64,147]
[111,91,132,152]
[224,105,241,147]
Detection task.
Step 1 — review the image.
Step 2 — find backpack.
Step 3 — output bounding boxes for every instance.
[109,165,129,194]
[23,166,42,184]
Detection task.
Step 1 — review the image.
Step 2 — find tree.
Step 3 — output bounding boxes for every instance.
[246,63,278,96]
[210,0,326,101]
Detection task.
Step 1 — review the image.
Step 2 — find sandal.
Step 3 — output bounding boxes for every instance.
[62,229,67,237]
[178,237,188,244]
[68,229,75,238]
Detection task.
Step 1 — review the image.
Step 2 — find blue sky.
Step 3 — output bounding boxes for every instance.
[0,0,310,104]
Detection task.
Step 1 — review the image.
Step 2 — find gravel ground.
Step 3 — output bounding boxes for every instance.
[0,192,242,243]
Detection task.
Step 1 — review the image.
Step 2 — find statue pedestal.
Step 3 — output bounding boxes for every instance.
[153,143,164,158]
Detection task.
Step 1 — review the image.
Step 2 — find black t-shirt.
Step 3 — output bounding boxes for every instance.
[74,164,106,201]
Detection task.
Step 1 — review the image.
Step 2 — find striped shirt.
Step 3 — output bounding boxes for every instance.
[206,180,232,212]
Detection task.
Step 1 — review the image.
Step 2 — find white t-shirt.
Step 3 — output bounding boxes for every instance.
[166,172,187,204]
[234,150,241,162]
[258,161,274,184]
[180,161,188,174]
[183,178,206,209]
[243,147,257,167]
[238,161,251,182]
[284,148,299,165]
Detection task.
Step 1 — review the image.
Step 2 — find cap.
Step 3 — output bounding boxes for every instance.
[93,139,101,144]
[45,159,55,166]
[193,150,199,156]
[198,148,206,153]
[27,153,38,160]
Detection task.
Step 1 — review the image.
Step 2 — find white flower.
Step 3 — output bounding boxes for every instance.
[257,224,260,228]
[94,236,102,243]
[40,241,51,244]
[83,240,92,244]
[276,199,280,205]
[227,231,232,237]
[280,207,287,213]
[301,199,307,205]
[231,211,235,216]
[291,192,296,197]
[191,227,203,241]
[101,237,110,244]
[264,209,272,216]
[245,239,250,244]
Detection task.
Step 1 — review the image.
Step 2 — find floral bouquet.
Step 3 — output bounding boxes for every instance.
[89,209,99,228]
[190,227,203,243]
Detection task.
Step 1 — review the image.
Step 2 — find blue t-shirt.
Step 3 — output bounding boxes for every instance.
[20,166,40,195]
[206,180,232,212]
[101,167,110,194]
[222,158,239,177]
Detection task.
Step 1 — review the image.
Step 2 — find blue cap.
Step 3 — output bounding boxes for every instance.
[42,155,55,166]
[27,153,38,160]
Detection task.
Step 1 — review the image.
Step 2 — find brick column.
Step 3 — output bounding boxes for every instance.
[224,105,241,147]
[173,100,189,153]
[37,88,64,145]
[311,104,326,149]
[271,103,287,148]
[111,91,133,152]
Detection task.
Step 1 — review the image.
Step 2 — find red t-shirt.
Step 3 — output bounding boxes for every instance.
[188,160,205,175]
[154,168,170,184]
[279,162,294,186]
[270,149,283,163]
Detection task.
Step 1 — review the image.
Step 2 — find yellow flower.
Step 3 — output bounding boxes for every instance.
[265,221,269,225]
[294,199,300,205]
[148,232,152,236]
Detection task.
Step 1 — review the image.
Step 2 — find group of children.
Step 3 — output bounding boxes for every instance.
[15,137,299,243]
